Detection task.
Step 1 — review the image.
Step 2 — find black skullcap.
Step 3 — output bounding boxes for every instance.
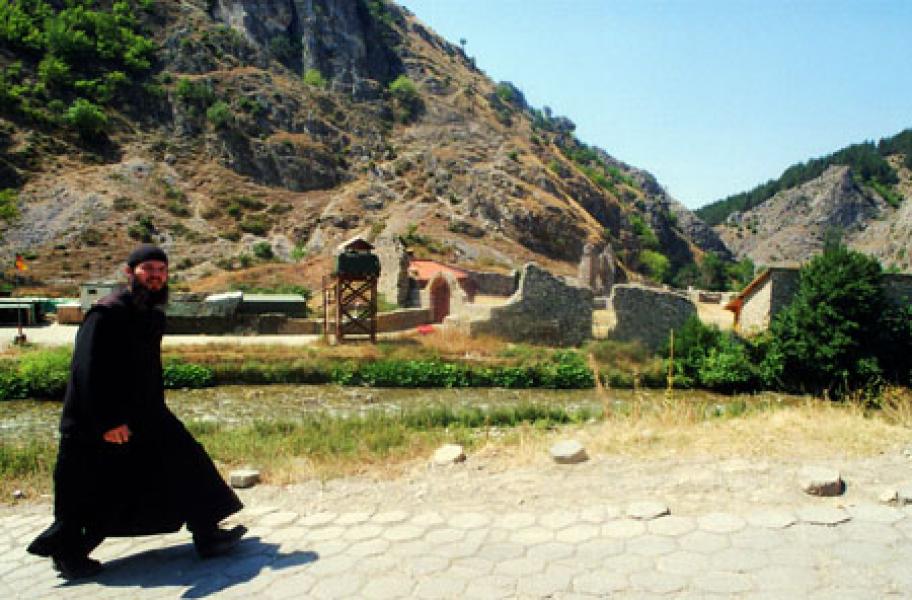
[127,244,168,268]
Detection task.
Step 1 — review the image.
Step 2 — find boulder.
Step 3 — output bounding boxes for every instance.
[799,466,844,497]
[229,468,261,489]
[432,444,466,465]
[549,440,588,464]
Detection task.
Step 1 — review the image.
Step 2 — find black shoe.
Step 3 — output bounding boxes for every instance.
[52,554,103,580]
[193,524,247,559]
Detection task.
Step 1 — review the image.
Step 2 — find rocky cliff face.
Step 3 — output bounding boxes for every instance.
[0,0,725,292]
[714,165,908,268]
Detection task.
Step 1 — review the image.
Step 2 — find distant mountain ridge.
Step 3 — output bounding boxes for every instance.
[698,129,912,226]
[0,0,729,293]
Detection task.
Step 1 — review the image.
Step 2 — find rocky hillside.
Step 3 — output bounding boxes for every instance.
[715,159,912,271]
[0,0,726,295]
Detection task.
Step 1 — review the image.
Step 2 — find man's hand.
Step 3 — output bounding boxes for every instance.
[103,424,131,444]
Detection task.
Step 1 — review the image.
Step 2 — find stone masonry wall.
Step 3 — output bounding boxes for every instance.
[460,263,592,346]
[463,268,517,296]
[609,284,697,351]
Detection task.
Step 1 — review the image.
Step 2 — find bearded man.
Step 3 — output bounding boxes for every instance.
[28,245,246,579]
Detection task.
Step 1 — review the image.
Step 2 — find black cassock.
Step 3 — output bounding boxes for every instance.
[29,289,242,557]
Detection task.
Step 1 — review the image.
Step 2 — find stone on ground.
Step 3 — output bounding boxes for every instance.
[897,484,912,506]
[626,501,670,520]
[549,440,588,464]
[230,468,261,489]
[799,466,844,496]
[432,444,466,465]
[879,488,898,504]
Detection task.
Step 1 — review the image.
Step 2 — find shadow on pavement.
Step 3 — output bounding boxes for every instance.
[60,537,318,598]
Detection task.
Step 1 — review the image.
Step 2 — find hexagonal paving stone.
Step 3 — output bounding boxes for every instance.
[797,506,851,526]
[413,577,467,599]
[463,574,516,599]
[408,555,449,576]
[336,512,373,526]
[846,503,904,524]
[348,538,391,558]
[629,570,687,594]
[451,556,495,576]
[710,547,769,571]
[310,573,364,599]
[510,526,554,544]
[382,524,427,542]
[360,575,417,600]
[300,512,337,527]
[657,550,710,576]
[626,501,670,520]
[579,504,622,523]
[497,512,536,529]
[449,512,491,529]
[574,538,626,564]
[410,512,445,527]
[516,564,576,596]
[426,527,466,545]
[555,524,599,544]
[648,515,696,536]
[746,509,797,529]
[539,510,579,529]
[753,564,822,593]
[692,571,753,594]
[601,519,646,538]
[829,540,896,567]
[307,526,346,542]
[344,524,384,541]
[786,523,843,546]
[729,528,787,551]
[259,511,299,528]
[573,569,630,594]
[839,521,902,544]
[698,512,747,533]
[494,557,546,577]
[679,530,730,554]
[626,534,678,557]
[527,541,575,561]
[371,510,410,524]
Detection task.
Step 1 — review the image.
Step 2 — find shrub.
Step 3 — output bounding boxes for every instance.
[239,216,269,235]
[0,189,19,222]
[17,348,72,398]
[252,241,273,260]
[206,100,232,128]
[65,98,108,140]
[639,249,670,283]
[37,54,70,89]
[696,335,758,393]
[303,68,327,88]
[763,243,887,394]
[163,362,214,389]
[387,75,422,122]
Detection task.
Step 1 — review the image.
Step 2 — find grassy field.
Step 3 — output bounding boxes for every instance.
[3,387,910,504]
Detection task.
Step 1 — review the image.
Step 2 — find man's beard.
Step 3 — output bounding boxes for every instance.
[130,278,169,308]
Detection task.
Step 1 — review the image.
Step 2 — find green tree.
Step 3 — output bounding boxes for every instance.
[206,100,232,128]
[388,75,422,122]
[639,249,670,283]
[303,68,327,88]
[762,244,886,394]
[65,97,107,140]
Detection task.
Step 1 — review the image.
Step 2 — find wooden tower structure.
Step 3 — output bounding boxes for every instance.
[323,237,380,343]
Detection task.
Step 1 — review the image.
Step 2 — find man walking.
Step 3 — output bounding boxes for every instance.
[28,245,246,579]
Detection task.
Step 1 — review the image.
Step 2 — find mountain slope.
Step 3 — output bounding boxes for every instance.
[0,0,726,294]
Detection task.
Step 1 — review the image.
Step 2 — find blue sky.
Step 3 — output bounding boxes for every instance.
[400,1,912,209]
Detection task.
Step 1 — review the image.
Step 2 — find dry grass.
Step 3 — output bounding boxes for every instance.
[870,386,912,428]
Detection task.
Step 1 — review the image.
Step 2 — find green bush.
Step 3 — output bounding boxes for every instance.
[239,216,269,235]
[303,68,327,88]
[0,189,20,222]
[639,249,670,282]
[387,75,422,122]
[206,100,232,128]
[65,98,107,140]
[252,241,273,260]
[696,335,758,393]
[162,362,214,389]
[762,243,888,395]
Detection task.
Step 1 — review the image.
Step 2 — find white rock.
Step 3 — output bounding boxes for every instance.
[897,484,912,506]
[879,488,898,505]
[12,489,25,500]
[432,444,466,465]
[799,466,844,496]
[549,440,588,464]
[627,501,670,520]
[230,468,261,489]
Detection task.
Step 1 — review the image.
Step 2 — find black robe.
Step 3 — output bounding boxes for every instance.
[29,289,242,556]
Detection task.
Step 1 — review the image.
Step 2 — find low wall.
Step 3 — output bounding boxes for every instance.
[464,268,516,296]
[609,284,697,351]
[458,263,592,346]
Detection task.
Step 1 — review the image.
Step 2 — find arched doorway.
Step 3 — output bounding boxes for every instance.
[429,276,450,323]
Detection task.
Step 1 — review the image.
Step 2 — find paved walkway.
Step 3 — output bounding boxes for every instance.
[3,493,912,598]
